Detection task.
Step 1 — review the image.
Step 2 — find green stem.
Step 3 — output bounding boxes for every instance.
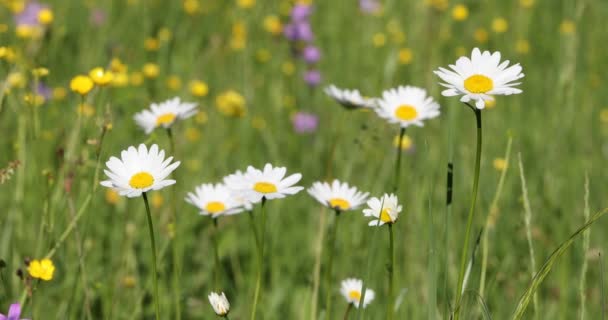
[166,127,181,320]
[325,210,341,320]
[454,107,482,319]
[142,192,161,320]
[393,127,406,192]
[342,303,353,320]
[250,198,266,320]
[387,224,395,320]
[213,219,221,290]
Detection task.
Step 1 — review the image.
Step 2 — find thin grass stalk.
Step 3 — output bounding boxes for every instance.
[518,153,538,318]
[393,127,406,192]
[454,106,482,319]
[579,174,590,320]
[166,127,182,320]
[324,209,341,320]
[213,219,221,290]
[142,192,161,320]
[387,224,395,320]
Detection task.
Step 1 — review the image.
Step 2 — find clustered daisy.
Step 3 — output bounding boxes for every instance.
[375,85,441,128]
[134,97,198,134]
[185,183,244,217]
[307,179,369,211]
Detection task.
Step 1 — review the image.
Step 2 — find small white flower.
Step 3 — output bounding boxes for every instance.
[340,278,375,308]
[223,170,254,211]
[363,193,402,226]
[228,164,303,204]
[434,47,524,109]
[100,144,180,198]
[185,183,244,217]
[208,292,230,316]
[324,84,378,109]
[375,85,440,128]
[307,180,369,211]
[134,97,198,134]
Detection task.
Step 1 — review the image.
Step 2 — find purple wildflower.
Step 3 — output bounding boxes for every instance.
[302,46,321,64]
[0,303,29,320]
[359,0,381,14]
[36,83,52,101]
[291,4,312,22]
[292,112,318,134]
[304,70,322,86]
[14,1,46,27]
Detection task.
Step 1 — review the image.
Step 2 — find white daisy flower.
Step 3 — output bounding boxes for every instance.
[375,85,440,128]
[307,180,369,212]
[340,278,375,308]
[223,170,255,211]
[208,292,230,316]
[134,97,198,134]
[324,84,378,110]
[363,193,402,226]
[100,144,180,198]
[227,164,303,204]
[185,183,244,217]
[434,47,524,109]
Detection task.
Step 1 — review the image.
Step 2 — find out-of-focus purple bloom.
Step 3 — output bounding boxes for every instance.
[0,303,29,320]
[36,83,51,101]
[284,22,313,42]
[304,70,322,86]
[291,4,312,22]
[292,111,318,134]
[302,46,321,64]
[14,1,46,27]
[359,0,381,14]
[90,8,107,27]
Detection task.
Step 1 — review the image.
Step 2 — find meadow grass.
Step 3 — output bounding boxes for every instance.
[1,0,608,319]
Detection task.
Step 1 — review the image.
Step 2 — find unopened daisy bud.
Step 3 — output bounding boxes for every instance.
[70,75,94,96]
[208,292,230,316]
[89,67,114,86]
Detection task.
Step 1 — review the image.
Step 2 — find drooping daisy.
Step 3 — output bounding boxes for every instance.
[208,292,230,317]
[363,193,402,226]
[340,278,375,308]
[100,144,180,198]
[434,47,524,109]
[307,180,369,212]
[226,164,303,204]
[134,97,198,134]
[324,84,378,110]
[375,86,440,127]
[185,183,244,217]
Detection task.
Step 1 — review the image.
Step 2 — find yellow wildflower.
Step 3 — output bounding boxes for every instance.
[152,193,164,209]
[142,63,160,79]
[89,67,114,86]
[452,4,468,21]
[237,0,255,9]
[493,158,507,171]
[393,134,413,151]
[216,90,246,117]
[190,80,209,97]
[166,75,182,91]
[492,18,508,33]
[398,48,413,65]
[263,15,282,35]
[474,28,489,43]
[560,20,575,35]
[28,258,55,281]
[144,38,160,51]
[52,87,67,100]
[70,75,94,96]
[38,8,54,25]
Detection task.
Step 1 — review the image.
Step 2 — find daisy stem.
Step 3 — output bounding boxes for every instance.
[342,303,353,320]
[142,192,161,320]
[393,127,406,192]
[387,224,395,320]
[166,127,182,320]
[454,107,482,319]
[250,198,266,320]
[212,219,221,290]
[324,209,341,320]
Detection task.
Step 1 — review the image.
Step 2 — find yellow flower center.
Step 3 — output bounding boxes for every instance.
[348,290,361,301]
[328,198,351,210]
[253,182,277,193]
[464,74,494,93]
[206,201,226,214]
[156,113,177,126]
[380,208,393,223]
[394,105,418,121]
[129,172,155,189]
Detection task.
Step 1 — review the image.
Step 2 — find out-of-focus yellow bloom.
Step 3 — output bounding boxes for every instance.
[7,72,26,89]
[600,109,608,124]
[216,90,246,117]
[28,258,55,281]
[230,22,247,50]
[105,189,120,205]
[110,58,127,73]
[89,67,114,86]
[493,158,507,171]
[0,47,16,62]
[38,8,54,25]
[256,49,271,63]
[142,63,160,79]
[425,0,448,11]
[158,27,172,42]
[251,116,266,130]
[9,1,25,13]
[151,193,164,209]
[0,24,8,33]
[237,0,255,9]
[70,75,94,95]
[185,127,201,141]
[122,276,137,288]
[474,28,489,43]
[183,0,200,15]
[111,72,129,87]
[190,80,209,97]
[52,87,67,100]
[281,62,295,76]
[77,103,95,117]
[452,4,468,21]
[516,39,530,54]
[372,33,386,47]
[519,0,535,8]
[32,67,49,77]
[24,93,45,106]
[16,25,42,39]
[144,37,160,51]
[263,15,282,35]
[166,75,182,91]
[560,20,575,35]
[398,48,413,65]
[492,18,508,33]
[485,98,497,109]
[195,111,208,124]
[129,72,144,86]
[393,134,413,151]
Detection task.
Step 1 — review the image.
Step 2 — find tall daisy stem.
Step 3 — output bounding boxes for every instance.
[387,224,395,320]
[142,192,161,320]
[324,209,341,320]
[454,107,482,319]
[342,303,353,320]
[393,128,406,192]
[212,219,221,290]
[250,198,267,320]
